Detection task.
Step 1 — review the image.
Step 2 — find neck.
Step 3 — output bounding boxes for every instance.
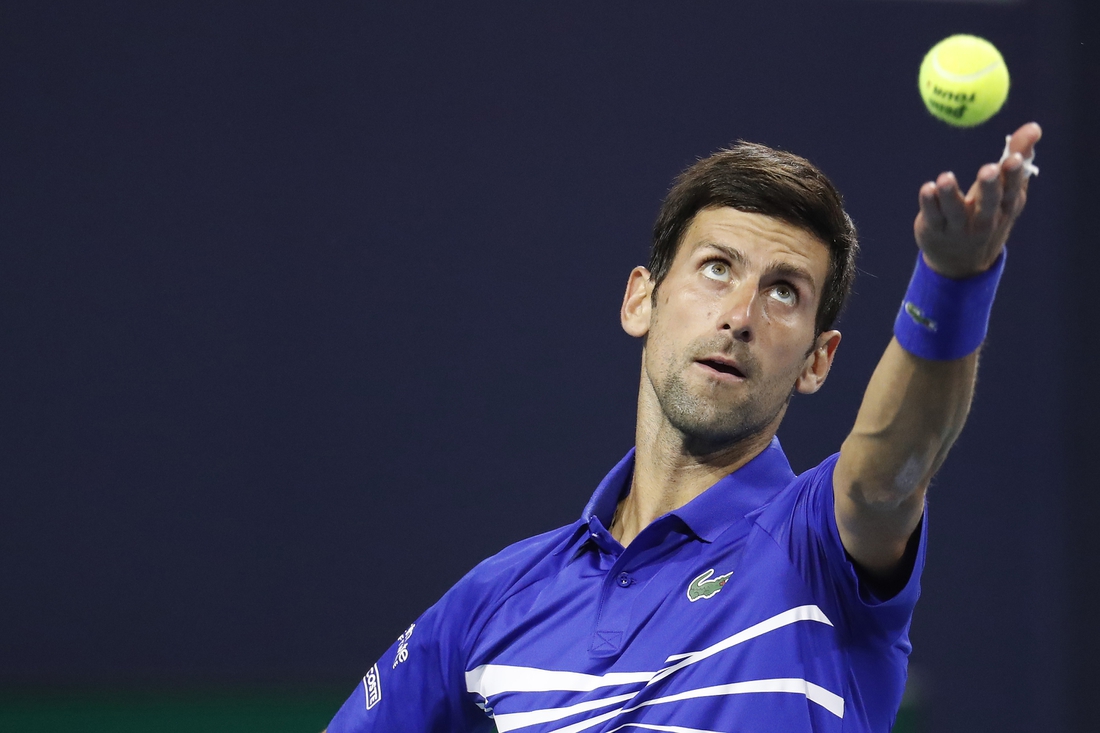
[610,393,782,548]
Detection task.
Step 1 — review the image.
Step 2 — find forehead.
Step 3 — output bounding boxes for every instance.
[677,206,830,280]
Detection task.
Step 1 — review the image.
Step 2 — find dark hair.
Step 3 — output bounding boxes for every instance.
[649,142,859,334]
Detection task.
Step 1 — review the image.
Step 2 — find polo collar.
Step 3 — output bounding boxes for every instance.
[579,436,796,544]
[581,448,636,531]
[671,436,795,541]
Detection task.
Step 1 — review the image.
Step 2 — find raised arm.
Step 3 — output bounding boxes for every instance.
[833,123,1042,580]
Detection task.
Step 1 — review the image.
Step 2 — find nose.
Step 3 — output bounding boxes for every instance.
[719,282,758,343]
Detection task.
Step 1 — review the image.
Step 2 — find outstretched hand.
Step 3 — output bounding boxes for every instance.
[914,122,1042,279]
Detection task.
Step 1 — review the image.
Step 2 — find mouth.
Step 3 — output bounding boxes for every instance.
[696,357,747,380]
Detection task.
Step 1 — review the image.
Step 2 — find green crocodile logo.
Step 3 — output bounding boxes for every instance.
[687,568,733,602]
[904,302,937,332]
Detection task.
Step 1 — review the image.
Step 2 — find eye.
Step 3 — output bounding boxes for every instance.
[702,261,731,282]
[769,283,798,305]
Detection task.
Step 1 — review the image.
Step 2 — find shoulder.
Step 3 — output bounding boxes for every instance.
[749,453,840,542]
[745,453,843,595]
[748,452,927,635]
[463,524,580,588]
[399,522,584,675]
[435,523,583,632]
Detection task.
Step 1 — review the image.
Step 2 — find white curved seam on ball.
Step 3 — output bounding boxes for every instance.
[931,53,1001,83]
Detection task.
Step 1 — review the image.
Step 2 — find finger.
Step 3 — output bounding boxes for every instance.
[1007,122,1042,160]
[972,163,1004,228]
[1001,152,1028,213]
[917,181,946,230]
[935,171,967,227]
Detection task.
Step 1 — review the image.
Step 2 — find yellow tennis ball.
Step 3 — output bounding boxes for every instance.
[919,35,1009,127]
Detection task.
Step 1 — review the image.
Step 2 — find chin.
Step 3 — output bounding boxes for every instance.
[667,397,787,452]
[651,369,789,450]
[669,413,760,452]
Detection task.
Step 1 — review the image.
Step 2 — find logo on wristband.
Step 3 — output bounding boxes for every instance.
[904,302,938,331]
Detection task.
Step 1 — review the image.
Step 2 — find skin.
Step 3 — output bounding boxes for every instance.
[615,122,1042,583]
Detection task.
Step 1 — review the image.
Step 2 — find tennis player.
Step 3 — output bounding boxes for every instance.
[325,122,1041,733]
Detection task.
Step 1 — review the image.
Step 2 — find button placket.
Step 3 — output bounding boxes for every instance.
[590,523,675,657]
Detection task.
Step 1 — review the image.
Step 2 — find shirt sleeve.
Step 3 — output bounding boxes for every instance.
[756,452,928,644]
[325,584,494,733]
[325,524,578,733]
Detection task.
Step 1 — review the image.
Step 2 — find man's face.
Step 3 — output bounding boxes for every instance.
[622,206,839,453]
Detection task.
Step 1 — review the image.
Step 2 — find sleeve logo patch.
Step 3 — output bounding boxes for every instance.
[687,568,733,602]
[363,664,382,710]
[393,623,416,669]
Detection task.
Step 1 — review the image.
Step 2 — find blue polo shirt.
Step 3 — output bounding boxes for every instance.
[328,438,926,733]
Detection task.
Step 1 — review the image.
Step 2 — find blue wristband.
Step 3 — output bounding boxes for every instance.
[893,250,1006,360]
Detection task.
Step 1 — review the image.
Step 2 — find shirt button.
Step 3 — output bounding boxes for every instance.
[617,572,633,587]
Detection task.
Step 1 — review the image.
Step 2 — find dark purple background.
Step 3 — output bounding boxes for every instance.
[2,2,1097,731]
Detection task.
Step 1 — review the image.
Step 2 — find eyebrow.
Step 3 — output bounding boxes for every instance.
[696,240,819,296]
[769,262,818,296]
[696,240,746,267]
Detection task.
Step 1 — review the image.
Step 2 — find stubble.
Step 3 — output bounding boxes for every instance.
[648,337,794,456]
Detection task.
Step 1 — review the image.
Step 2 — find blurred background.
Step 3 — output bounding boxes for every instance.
[2,1,1098,731]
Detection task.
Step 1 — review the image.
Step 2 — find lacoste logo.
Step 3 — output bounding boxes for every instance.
[393,623,415,669]
[687,568,733,602]
[904,302,937,332]
[363,664,382,710]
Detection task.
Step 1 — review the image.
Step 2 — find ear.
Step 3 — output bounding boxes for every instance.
[620,266,654,338]
[795,330,841,395]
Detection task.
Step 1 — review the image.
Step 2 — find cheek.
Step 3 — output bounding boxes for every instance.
[652,289,699,333]
[645,308,698,375]
[667,285,720,327]
[646,316,680,366]
[761,332,817,380]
